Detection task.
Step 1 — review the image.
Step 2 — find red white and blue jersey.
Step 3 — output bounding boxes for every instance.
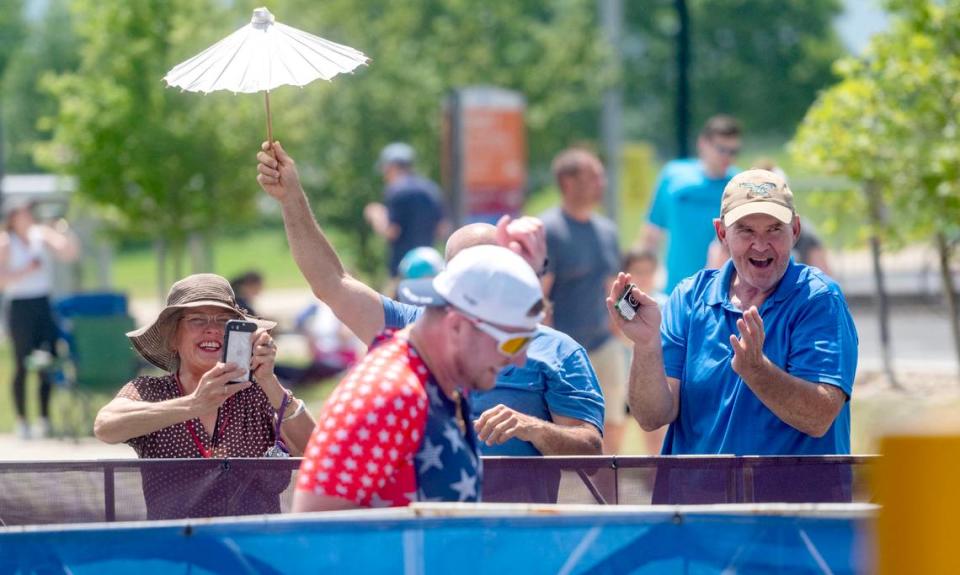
[296,330,482,506]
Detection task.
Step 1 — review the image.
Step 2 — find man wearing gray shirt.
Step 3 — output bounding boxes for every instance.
[540,148,624,454]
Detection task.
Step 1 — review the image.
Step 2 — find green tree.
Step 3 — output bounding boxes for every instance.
[36,0,264,289]
[2,0,79,172]
[873,0,960,374]
[279,0,610,277]
[0,0,25,78]
[624,0,844,154]
[0,0,26,184]
[791,0,960,378]
[791,69,905,388]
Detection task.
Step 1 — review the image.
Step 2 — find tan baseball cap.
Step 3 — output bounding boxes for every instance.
[720,169,795,227]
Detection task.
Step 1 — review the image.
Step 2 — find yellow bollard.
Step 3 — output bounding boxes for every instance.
[876,433,960,574]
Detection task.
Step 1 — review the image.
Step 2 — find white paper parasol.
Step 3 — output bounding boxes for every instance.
[163,7,369,142]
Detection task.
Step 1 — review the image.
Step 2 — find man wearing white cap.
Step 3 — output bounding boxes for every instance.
[612,169,858,457]
[293,245,544,511]
[258,141,603,503]
[257,142,603,463]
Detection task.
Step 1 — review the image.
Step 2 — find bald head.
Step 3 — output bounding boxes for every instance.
[444,223,497,261]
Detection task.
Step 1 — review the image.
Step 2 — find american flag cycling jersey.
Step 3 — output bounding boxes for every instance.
[296,329,482,506]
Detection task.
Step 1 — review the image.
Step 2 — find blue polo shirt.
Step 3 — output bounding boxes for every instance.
[647,159,737,292]
[381,296,605,456]
[660,259,858,455]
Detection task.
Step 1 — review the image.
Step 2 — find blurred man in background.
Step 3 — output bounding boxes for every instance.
[643,115,741,293]
[539,148,624,454]
[363,142,447,278]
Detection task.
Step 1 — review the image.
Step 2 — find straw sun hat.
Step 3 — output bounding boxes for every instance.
[126,273,276,372]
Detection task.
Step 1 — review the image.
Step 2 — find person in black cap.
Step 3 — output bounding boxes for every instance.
[363,142,448,278]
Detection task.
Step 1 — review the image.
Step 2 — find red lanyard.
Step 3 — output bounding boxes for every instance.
[175,373,228,458]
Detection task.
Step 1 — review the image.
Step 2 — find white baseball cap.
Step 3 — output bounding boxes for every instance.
[397,245,544,330]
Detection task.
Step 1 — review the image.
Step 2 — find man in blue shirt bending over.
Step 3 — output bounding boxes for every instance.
[256,142,604,466]
[613,169,857,457]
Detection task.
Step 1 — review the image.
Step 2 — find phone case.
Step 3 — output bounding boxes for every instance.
[222,320,257,383]
[615,284,640,321]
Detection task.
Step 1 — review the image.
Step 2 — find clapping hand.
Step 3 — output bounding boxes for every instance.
[730,306,769,379]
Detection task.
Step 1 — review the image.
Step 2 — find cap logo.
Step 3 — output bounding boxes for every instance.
[739,181,776,198]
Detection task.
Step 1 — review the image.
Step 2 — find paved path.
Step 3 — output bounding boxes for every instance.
[0,434,134,460]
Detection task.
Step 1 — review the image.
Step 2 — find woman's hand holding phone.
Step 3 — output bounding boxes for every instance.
[250,329,278,383]
[193,362,251,412]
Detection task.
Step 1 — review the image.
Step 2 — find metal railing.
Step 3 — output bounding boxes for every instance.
[0,455,874,526]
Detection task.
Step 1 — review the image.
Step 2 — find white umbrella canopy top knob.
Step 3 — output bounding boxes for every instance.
[163,6,370,95]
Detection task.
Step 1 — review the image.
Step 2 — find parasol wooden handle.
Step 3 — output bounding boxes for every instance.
[264,91,274,145]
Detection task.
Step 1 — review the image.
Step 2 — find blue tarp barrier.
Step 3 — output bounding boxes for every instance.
[0,503,872,574]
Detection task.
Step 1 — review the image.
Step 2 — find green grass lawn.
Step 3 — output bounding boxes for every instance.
[108,225,365,300]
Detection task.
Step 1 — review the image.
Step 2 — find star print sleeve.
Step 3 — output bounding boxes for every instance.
[295,361,428,507]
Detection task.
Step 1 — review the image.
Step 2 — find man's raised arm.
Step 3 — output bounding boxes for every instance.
[257,141,385,344]
[606,273,680,431]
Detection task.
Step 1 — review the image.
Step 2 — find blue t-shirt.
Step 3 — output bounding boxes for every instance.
[381,295,605,456]
[647,159,737,292]
[385,174,445,276]
[660,259,858,456]
[540,206,621,351]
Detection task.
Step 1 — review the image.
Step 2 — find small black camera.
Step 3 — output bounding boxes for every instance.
[615,283,642,321]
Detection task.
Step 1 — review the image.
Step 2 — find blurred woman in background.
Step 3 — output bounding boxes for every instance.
[0,200,79,439]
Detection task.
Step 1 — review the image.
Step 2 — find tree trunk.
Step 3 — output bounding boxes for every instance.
[154,238,167,305]
[171,239,184,281]
[934,232,960,379]
[864,181,901,390]
[188,232,213,273]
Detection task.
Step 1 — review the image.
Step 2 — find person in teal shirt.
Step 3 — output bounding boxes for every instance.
[643,115,741,293]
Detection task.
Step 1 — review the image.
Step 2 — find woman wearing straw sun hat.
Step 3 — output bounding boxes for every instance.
[94,273,317,518]
[94,273,315,459]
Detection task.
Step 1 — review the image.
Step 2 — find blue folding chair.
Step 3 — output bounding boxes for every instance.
[52,293,141,438]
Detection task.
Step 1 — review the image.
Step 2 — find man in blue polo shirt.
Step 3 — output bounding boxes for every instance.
[612,169,857,457]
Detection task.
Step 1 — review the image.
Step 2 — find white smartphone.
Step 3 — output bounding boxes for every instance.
[222,320,258,383]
